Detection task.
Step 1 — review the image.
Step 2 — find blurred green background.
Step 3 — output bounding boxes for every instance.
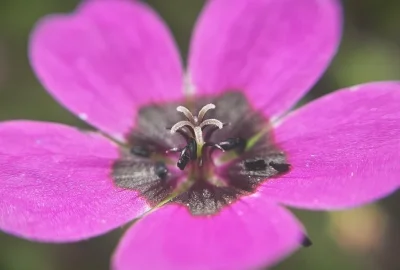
[1,0,400,269]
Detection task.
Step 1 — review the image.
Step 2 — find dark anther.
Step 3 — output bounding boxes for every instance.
[301,235,313,247]
[177,138,197,170]
[217,137,246,153]
[187,139,197,160]
[130,145,151,157]
[154,161,169,180]
[244,159,267,171]
[269,161,291,173]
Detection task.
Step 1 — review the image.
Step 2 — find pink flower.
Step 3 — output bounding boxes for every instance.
[1,0,399,269]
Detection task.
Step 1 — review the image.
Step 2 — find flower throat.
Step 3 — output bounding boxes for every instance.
[112,92,290,215]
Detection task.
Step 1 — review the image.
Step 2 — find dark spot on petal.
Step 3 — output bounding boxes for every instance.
[301,235,313,247]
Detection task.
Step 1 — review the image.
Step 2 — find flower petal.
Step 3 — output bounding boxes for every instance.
[29,0,183,142]
[188,0,341,120]
[0,121,150,242]
[112,196,304,270]
[261,82,400,210]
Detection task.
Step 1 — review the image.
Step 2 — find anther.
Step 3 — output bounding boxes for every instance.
[269,161,291,173]
[154,161,169,180]
[244,159,267,171]
[130,145,151,158]
[177,138,197,170]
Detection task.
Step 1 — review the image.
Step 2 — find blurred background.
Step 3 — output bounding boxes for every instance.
[0,0,400,269]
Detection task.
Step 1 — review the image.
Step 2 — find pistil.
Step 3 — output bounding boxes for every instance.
[168,104,226,170]
[170,103,223,151]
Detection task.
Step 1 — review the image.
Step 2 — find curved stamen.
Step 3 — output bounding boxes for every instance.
[177,106,196,124]
[199,119,224,129]
[170,120,195,134]
[197,103,215,123]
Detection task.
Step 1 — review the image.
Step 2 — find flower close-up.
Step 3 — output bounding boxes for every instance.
[1,0,399,269]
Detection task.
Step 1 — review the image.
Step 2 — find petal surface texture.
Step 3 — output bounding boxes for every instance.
[261,82,400,209]
[29,0,183,141]
[0,121,150,242]
[113,196,304,270]
[189,0,341,120]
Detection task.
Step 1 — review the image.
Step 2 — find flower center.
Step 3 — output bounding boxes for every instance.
[167,103,225,170]
[112,92,290,215]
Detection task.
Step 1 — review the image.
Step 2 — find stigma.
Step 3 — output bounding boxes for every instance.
[170,103,223,147]
[168,104,226,170]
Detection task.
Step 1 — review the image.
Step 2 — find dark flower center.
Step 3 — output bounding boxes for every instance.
[112,92,290,215]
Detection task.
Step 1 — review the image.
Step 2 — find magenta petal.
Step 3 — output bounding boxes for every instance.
[113,196,304,270]
[0,121,150,242]
[189,0,341,120]
[261,82,400,210]
[29,0,183,141]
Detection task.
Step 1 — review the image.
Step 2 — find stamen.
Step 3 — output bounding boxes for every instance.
[199,119,224,129]
[269,161,291,173]
[170,120,195,134]
[197,103,216,123]
[130,145,151,158]
[244,159,267,171]
[169,103,226,170]
[177,139,197,170]
[177,106,196,124]
[154,161,169,180]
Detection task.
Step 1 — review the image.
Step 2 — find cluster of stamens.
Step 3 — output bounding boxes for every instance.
[167,104,226,170]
